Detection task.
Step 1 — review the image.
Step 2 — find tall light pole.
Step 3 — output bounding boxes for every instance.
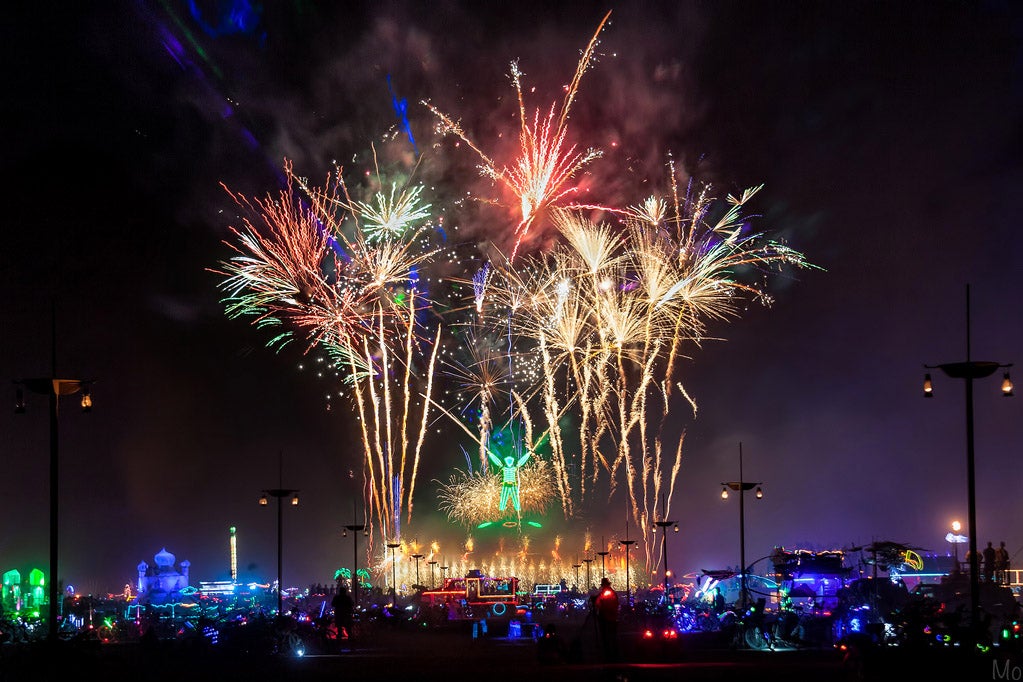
[342,500,365,609]
[259,452,299,616]
[229,526,238,583]
[15,307,93,644]
[653,495,678,602]
[428,560,438,589]
[440,565,449,584]
[411,553,425,590]
[619,514,635,609]
[572,562,582,590]
[387,542,401,605]
[924,284,1012,635]
[721,442,763,609]
[582,557,593,592]
[597,546,610,580]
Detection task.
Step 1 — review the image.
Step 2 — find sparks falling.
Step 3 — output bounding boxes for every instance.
[474,183,815,571]
[214,11,817,582]
[213,160,441,548]
[424,11,611,262]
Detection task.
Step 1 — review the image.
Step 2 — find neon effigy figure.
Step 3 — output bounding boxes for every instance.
[489,450,531,512]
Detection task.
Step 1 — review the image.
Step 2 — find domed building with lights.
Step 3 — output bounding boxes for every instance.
[134,548,193,605]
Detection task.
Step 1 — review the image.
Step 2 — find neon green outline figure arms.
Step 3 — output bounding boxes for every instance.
[489,451,531,512]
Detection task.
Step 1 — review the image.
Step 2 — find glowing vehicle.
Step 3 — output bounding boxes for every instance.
[419,569,522,621]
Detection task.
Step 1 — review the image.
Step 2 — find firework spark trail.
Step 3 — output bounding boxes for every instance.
[300,144,430,243]
[355,183,433,243]
[354,294,442,540]
[358,335,387,535]
[217,174,366,360]
[380,310,396,534]
[438,323,516,472]
[589,356,614,474]
[433,377,564,530]
[349,350,380,534]
[396,294,417,523]
[406,321,442,523]
[466,255,597,520]
[577,342,596,497]
[474,180,815,575]
[634,227,684,569]
[538,333,573,518]
[215,161,442,546]
[445,265,561,499]
[472,263,491,313]
[437,459,555,528]
[634,340,663,569]
[504,103,603,260]
[424,12,611,263]
[400,293,415,511]
[216,12,817,581]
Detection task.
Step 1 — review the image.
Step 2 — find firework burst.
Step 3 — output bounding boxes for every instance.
[437,458,556,528]
[471,175,816,572]
[424,11,612,261]
[216,13,817,582]
[214,160,443,547]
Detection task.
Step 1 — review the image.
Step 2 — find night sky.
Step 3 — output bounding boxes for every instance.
[1,1,1021,597]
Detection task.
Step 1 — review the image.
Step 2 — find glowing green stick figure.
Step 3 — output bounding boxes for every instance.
[489,450,531,512]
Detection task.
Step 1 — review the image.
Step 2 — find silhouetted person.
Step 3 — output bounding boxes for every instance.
[983,542,996,583]
[996,541,1010,584]
[714,587,726,614]
[594,578,619,662]
[332,583,354,651]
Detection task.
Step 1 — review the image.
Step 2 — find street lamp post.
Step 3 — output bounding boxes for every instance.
[342,506,365,609]
[653,494,678,602]
[597,550,610,579]
[259,454,299,616]
[15,309,94,645]
[387,542,401,605]
[572,562,581,591]
[619,520,636,609]
[440,565,449,584]
[924,284,1012,635]
[582,558,594,592]
[721,442,763,609]
[428,560,438,589]
[619,540,635,608]
[411,553,425,590]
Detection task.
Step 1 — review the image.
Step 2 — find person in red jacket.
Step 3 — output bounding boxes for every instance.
[594,577,619,661]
